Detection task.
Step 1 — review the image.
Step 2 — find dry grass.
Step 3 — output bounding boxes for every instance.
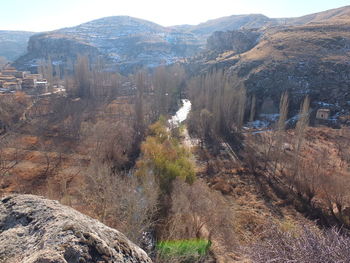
[192,143,315,262]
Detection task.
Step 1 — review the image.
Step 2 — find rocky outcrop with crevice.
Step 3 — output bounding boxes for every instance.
[206,30,261,54]
[0,194,152,263]
[14,34,100,72]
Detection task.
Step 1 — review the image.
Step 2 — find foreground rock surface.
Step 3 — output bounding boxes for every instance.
[0,194,152,263]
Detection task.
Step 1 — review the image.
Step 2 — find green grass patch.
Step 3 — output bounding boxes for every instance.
[157,239,211,261]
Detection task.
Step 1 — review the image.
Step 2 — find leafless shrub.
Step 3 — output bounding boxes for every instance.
[320,172,350,220]
[160,178,236,260]
[241,141,260,174]
[249,224,350,263]
[0,93,29,129]
[83,120,135,169]
[336,128,350,170]
[294,157,322,203]
[83,159,159,246]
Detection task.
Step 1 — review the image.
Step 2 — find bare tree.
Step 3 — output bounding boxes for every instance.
[83,159,159,246]
[74,55,91,98]
[134,71,146,141]
[271,92,289,177]
[293,96,310,183]
[236,87,247,131]
[249,94,256,122]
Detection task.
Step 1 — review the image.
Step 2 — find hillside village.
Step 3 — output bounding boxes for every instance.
[0,66,48,92]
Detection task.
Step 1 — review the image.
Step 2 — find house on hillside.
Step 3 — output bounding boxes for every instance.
[0,75,17,82]
[314,108,340,128]
[0,74,22,90]
[22,73,47,89]
[22,78,37,89]
[36,80,48,89]
[316,108,330,120]
[0,67,49,91]
[2,69,25,79]
[2,81,21,90]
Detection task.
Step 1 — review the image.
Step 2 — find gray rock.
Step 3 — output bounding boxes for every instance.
[206,30,261,54]
[0,194,152,263]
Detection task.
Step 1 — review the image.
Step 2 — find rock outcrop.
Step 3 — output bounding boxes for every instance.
[12,14,284,73]
[206,30,261,54]
[14,16,202,73]
[189,10,350,118]
[0,194,152,263]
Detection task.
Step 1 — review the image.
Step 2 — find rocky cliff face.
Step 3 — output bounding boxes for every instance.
[0,194,152,263]
[15,34,101,72]
[15,16,202,73]
[206,30,261,54]
[189,6,350,118]
[13,14,285,73]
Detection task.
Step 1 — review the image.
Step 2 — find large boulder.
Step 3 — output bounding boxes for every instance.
[0,194,152,263]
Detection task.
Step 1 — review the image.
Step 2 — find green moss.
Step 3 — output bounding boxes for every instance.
[157,239,211,261]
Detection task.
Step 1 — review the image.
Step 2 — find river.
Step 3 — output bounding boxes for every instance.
[168,99,192,128]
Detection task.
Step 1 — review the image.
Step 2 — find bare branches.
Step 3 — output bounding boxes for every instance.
[188,70,247,145]
[249,224,350,263]
[249,94,256,122]
[83,159,159,246]
[293,96,310,179]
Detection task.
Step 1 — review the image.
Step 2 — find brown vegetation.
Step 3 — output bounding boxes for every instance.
[188,70,246,148]
[2,55,350,263]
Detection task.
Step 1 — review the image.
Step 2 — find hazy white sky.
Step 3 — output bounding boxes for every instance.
[0,0,349,32]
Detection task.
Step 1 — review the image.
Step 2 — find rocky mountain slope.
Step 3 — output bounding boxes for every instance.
[286,5,350,25]
[190,6,350,117]
[176,5,350,37]
[12,5,350,76]
[0,194,152,263]
[0,31,34,61]
[10,13,285,73]
[174,14,278,38]
[14,16,202,73]
[239,23,350,115]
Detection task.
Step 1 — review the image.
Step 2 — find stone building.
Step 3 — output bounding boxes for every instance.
[316,109,330,120]
[0,66,48,91]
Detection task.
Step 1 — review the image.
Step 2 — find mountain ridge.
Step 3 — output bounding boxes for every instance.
[10,5,350,73]
[0,30,34,61]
